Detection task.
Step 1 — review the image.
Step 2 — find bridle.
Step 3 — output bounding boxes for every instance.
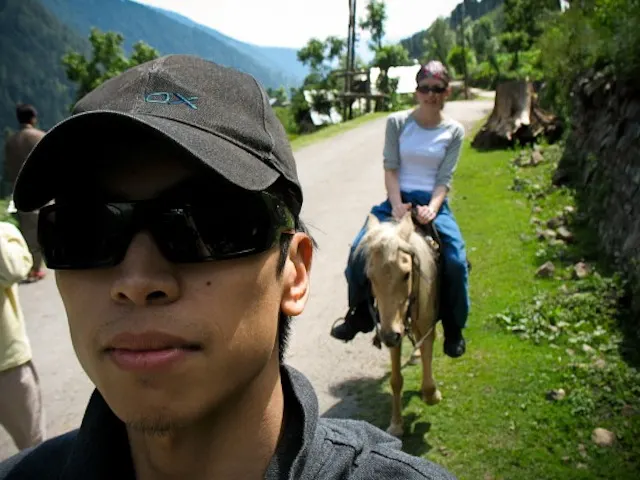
[371,208,441,353]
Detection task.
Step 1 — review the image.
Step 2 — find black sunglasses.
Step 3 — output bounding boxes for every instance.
[416,85,447,94]
[37,191,295,270]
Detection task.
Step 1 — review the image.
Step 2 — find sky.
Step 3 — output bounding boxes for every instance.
[134,0,461,50]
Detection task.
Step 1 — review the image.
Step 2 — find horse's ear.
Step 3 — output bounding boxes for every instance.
[397,212,414,240]
[366,214,380,230]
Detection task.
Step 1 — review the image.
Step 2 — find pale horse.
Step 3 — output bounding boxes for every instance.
[356,211,443,437]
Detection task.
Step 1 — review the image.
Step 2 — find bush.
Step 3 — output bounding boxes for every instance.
[469,50,543,90]
[537,0,640,120]
[273,107,297,136]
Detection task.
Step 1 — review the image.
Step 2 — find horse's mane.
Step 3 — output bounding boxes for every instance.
[357,219,438,276]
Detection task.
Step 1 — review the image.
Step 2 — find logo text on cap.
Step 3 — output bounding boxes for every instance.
[145,92,198,110]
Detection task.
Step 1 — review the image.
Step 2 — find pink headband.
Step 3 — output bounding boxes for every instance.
[416,61,450,85]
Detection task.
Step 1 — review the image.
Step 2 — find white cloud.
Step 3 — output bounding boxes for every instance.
[134,0,460,48]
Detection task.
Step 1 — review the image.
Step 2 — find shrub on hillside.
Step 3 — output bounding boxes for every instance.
[537,0,640,120]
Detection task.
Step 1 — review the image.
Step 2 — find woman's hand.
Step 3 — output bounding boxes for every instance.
[415,205,436,224]
[392,202,412,221]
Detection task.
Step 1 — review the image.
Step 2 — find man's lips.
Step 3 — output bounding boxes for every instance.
[105,331,200,351]
[104,331,201,371]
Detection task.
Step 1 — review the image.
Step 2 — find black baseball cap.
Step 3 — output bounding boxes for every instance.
[13,54,303,215]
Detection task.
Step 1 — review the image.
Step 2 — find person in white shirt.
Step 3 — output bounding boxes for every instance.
[331,61,470,358]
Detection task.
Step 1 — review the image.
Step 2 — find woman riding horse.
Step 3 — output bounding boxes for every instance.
[331,60,470,358]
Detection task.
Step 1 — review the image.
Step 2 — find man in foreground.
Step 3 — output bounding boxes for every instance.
[0,55,456,479]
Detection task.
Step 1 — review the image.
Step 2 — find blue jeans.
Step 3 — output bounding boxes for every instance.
[345,190,470,330]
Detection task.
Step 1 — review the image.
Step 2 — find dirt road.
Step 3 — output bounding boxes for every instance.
[0,98,493,459]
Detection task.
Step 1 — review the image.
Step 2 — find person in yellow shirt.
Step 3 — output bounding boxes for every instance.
[0,221,45,451]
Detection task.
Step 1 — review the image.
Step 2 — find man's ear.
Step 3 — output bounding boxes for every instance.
[280,233,313,317]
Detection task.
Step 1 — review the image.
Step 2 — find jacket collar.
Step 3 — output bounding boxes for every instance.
[60,365,319,479]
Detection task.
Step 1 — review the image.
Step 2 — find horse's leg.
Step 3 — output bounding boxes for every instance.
[420,327,442,405]
[387,345,404,437]
[409,346,421,365]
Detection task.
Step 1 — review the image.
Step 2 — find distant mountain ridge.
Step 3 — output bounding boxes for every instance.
[151,6,309,84]
[39,0,305,90]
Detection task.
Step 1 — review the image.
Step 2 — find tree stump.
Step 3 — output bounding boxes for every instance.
[472,80,563,150]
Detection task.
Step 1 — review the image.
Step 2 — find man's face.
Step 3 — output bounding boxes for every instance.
[54,139,311,432]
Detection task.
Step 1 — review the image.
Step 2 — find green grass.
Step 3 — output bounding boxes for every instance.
[289,112,387,151]
[342,130,640,479]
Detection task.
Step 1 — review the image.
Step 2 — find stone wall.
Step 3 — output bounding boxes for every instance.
[554,68,640,315]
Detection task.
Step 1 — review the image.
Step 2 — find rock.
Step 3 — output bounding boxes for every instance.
[546,388,566,401]
[582,344,595,354]
[536,261,556,278]
[556,226,574,242]
[530,216,542,225]
[547,216,564,229]
[532,206,543,214]
[621,404,636,417]
[593,358,606,369]
[561,456,571,464]
[576,463,588,470]
[573,262,591,279]
[438,446,450,457]
[549,239,566,247]
[531,150,544,165]
[552,168,570,186]
[592,428,616,447]
[563,205,576,216]
[537,229,558,241]
[578,443,588,458]
[566,348,575,356]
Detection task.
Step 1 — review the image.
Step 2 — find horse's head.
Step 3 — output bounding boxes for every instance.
[359,213,418,348]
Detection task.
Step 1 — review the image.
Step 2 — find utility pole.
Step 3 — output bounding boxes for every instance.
[344,0,357,120]
[460,1,469,100]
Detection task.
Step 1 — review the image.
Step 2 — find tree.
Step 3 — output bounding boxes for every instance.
[373,44,411,110]
[359,0,387,50]
[267,86,288,104]
[422,18,456,66]
[447,45,476,79]
[500,0,560,70]
[297,38,326,73]
[297,36,346,78]
[63,28,159,104]
[471,17,496,62]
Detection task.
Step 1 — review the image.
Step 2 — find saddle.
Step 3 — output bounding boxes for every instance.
[409,206,472,274]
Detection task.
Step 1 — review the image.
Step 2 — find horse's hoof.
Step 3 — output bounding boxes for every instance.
[423,388,442,405]
[386,423,404,438]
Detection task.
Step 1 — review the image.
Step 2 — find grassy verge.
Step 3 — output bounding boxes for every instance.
[289,112,387,151]
[344,131,640,478]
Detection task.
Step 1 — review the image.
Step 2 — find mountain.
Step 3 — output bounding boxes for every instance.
[150,7,309,84]
[0,0,88,190]
[39,0,303,90]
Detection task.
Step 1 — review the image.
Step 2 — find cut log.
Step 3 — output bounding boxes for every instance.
[472,80,563,150]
